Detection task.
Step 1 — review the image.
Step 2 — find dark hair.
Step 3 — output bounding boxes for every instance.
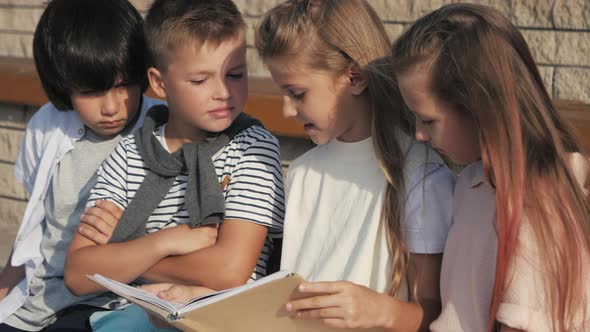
[145,0,245,69]
[33,0,149,110]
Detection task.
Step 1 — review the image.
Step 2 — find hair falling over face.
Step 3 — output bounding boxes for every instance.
[392,3,590,331]
[255,0,417,298]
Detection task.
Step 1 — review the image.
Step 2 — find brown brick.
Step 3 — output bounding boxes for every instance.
[0,32,34,58]
[553,0,590,30]
[0,104,26,129]
[0,7,44,33]
[0,197,26,231]
[554,67,590,104]
[0,163,27,200]
[0,128,24,163]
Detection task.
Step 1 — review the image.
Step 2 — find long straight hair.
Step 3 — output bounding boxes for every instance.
[392,3,590,331]
[255,0,415,296]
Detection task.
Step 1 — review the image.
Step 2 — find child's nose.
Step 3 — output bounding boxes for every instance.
[101,90,119,116]
[213,79,230,100]
[415,122,430,142]
[281,96,297,118]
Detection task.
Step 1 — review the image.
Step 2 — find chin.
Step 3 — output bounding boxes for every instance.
[309,134,331,145]
[205,120,234,133]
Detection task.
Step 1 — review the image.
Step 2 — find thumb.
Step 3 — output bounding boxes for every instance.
[158,290,175,301]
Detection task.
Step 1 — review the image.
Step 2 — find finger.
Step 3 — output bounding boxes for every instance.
[80,213,112,236]
[139,283,174,295]
[164,285,189,302]
[85,205,118,228]
[297,281,347,294]
[295,307,345,320]
[78,225,109,245]
[287,294,342,312]
[95,199,124,219]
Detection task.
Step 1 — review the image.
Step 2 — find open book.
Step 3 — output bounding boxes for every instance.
[89,271,382,332]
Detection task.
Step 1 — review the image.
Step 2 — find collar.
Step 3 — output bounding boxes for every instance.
[459,160,488,188]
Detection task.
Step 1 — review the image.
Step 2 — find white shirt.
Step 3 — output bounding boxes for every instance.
[0,96,163,323]
[280,136,455,298]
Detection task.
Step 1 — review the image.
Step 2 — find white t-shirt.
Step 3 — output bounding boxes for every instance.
[280,135,455,298]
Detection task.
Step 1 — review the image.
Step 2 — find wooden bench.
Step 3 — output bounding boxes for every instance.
[1,56,588,147]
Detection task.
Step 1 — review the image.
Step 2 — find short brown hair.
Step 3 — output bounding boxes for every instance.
[145,0,245,69]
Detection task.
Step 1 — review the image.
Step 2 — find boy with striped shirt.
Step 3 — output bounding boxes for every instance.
[64,0,285,328]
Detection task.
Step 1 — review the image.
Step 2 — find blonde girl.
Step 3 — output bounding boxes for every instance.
[255,0,455,330]
[391,3,590,331]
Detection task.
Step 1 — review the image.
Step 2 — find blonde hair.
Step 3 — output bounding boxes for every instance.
[393,3,590,330]
[255,0,415,297]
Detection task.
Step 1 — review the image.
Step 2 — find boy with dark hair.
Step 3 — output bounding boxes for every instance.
[64,0,285,330]
[0,0,163,331]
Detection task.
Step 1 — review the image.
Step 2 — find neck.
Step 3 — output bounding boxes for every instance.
[165,117,207,152]
[337,96,372,142]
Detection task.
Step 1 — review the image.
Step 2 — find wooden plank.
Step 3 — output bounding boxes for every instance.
[0,56,588,142]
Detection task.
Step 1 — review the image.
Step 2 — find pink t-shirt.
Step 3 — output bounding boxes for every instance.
[432,153,590,331]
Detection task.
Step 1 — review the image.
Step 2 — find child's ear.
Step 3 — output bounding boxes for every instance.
[348,63,367,96]
[147,67,167,99]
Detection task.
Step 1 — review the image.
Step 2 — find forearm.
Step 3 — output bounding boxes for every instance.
[143,244,252,290]
[383,297,424,332]
[65,234,170,296]
[0,251,25,299]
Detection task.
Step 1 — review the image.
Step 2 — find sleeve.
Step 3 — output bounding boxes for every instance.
[404,163,455,254]
[13,105,50,193]
[223,131,286,238]
[86,139,130,210]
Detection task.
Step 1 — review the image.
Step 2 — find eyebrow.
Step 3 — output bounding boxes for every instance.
[228,63,246,71]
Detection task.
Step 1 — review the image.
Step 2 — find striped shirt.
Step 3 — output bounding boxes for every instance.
[88,124,285,280]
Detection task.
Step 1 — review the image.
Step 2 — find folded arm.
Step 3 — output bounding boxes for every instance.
[142,219,268,290]
[64,217,217,296]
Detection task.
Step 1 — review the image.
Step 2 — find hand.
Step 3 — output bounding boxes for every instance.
[157,224,218,256]
[286,281,395,329]
[78,200,124,244]
[0,286,10,302]
[140,283,215,304]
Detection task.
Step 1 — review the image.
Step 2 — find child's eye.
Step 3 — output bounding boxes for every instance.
[290,91,305,100]
[190,79,206,85]
[227,72,244,79]
[422,119,434,125]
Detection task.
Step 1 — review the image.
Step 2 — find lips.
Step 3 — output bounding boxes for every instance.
[99,120,124,128]
[208,106,233,119]
[303,123,316,131]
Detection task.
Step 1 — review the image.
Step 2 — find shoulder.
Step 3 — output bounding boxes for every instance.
[226,125,280,157]
[27,102,76,132]
[406,163,455,196]
[289,144,324,171]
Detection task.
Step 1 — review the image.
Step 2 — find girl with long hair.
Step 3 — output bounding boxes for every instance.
[391,3,590,331]
[255,0,455,330]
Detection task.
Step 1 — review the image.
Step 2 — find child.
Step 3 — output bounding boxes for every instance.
[64,0,285,329]
[0,0,163,331]
[253,0,455,330]
[391,3,590,331]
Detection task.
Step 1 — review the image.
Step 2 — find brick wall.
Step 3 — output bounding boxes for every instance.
[0,0,588,233]
[0,103,32,232]
[0,0,588,102]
